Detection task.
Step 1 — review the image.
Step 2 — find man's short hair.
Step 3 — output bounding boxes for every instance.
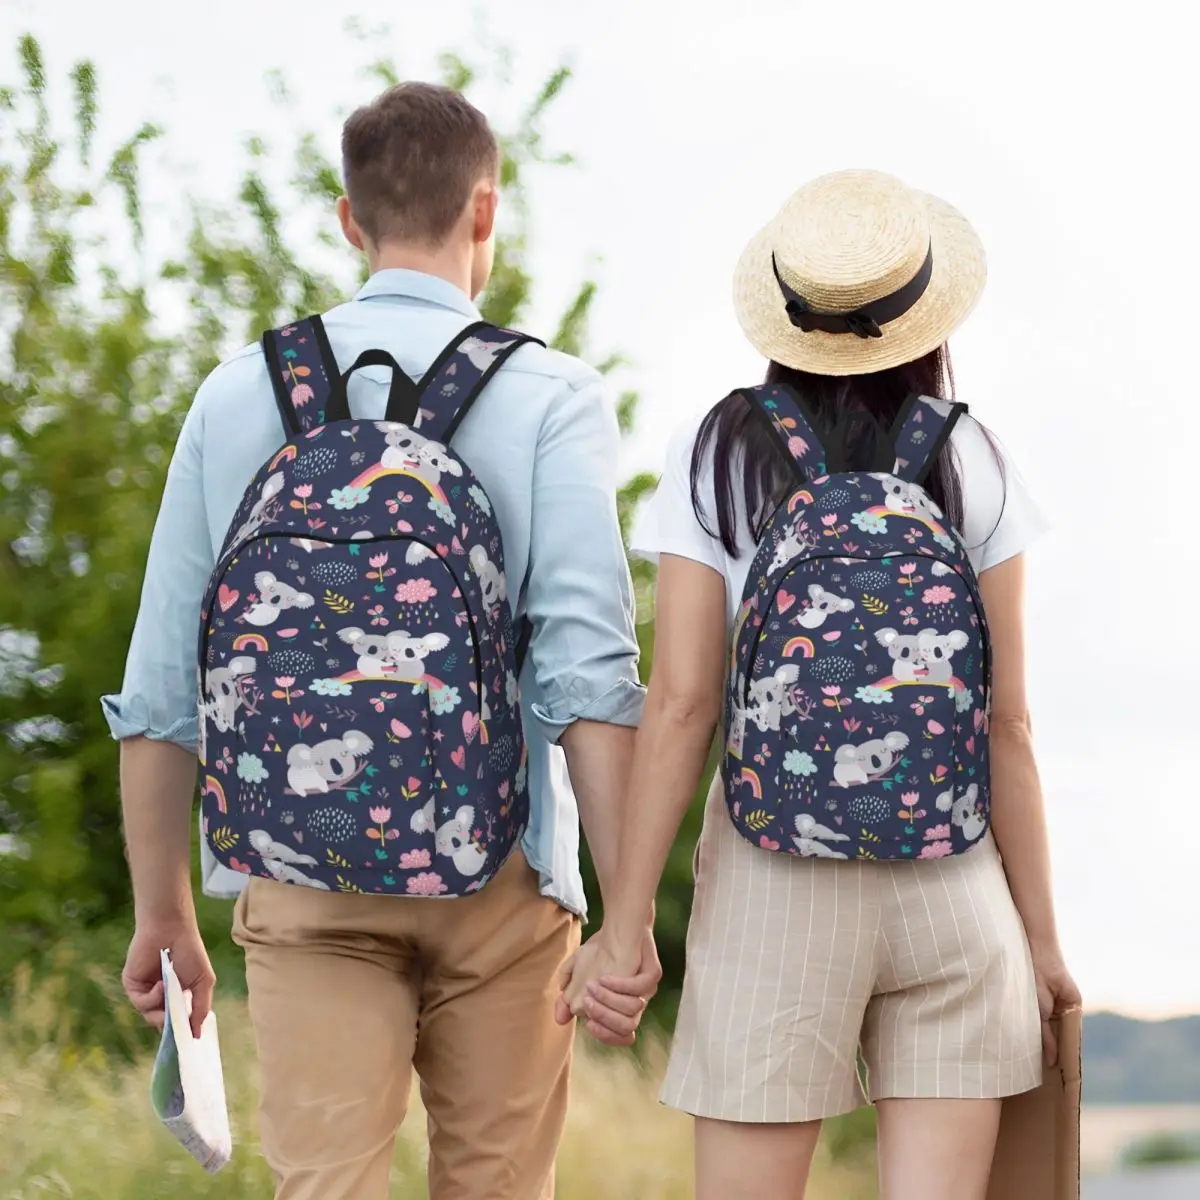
[341,82,499,246]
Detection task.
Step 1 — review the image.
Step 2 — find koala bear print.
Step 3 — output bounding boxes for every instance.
[769,526,815,573]
[248,830,329,888]
[379,424,428,470]
[414,442,464,489]
[203,656,255,733]
[286,730,373,796]
[950,784,986,841]
[916,628,969,683]
[792,813,851,859]
[747,664,800,733]
[244,571,315,627]
[797,584,855,630]
[869,473,944,520]
[337,626,393,678]
[469,545,507,610]
[875,627,926,681]
[410,800,488,875]
[231,472,285,546]
[833,731,910,787]
[384,630,450,683]
[459,336,518,372]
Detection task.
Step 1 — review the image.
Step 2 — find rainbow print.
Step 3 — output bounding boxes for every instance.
[786,489,815,513]
[233,632,269,652]
[740,767,762,799]
[864,504,949,539]
[269,445,298,471]
[202,775,227,814]
[782,636,815,659]
[348,463,448,507]
[873,674,964,692]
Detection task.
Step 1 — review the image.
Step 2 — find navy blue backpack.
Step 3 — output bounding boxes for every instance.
[723,384,991,862]
[197,316,540,896]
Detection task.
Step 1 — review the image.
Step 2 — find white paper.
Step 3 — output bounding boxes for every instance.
[149,948,232,1174]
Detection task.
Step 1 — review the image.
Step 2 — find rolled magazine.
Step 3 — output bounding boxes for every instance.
[149,948,232,1174]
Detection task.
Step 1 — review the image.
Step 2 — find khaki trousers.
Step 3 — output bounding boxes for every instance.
[232,850,580,1200]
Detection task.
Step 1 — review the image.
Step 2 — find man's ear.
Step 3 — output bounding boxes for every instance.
[472,178,498,245]
[337,195,366,252]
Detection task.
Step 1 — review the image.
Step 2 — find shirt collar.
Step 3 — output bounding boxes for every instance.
[354,268,481,319]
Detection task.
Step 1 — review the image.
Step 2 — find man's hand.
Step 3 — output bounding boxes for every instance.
[555,925,660,1047]
[123,920,215,1040]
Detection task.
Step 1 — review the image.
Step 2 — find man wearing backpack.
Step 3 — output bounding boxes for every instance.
[105,82,657,1200]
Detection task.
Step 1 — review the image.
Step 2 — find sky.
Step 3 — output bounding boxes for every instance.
[2,0,1197,1018]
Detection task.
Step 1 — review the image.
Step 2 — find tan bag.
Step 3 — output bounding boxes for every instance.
[986,1008,1082,1200]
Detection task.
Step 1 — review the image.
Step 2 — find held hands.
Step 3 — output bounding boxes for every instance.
[555,925,661,1047]
[122,919,215,1041]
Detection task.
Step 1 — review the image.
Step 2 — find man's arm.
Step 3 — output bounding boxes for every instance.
[103,397,217,1037]
[523,372,646,912]
[522,372,659,1041]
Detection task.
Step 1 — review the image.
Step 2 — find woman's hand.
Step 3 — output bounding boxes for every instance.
[1031,943,1081,1066]
[555,926,658,1046]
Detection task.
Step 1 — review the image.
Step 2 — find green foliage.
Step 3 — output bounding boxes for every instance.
[0,32,680,1044]
[1121,1131,1200,1170]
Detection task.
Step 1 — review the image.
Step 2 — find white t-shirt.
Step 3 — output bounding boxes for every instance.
[631,409,1048,626]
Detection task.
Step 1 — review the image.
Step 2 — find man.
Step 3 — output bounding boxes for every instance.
[104,82,659,1200]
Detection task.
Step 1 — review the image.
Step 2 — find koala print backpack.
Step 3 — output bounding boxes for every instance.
[723,384,992,863]
[197,316,541,896]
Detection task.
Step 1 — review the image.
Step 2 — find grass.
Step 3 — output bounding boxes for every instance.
[0,964,877,1199]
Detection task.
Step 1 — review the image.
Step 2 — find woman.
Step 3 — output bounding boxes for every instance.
[563,170,1080,1200]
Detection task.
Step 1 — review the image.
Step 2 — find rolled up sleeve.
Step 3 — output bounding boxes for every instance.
[100,395,215,753]
[525,374,646,742]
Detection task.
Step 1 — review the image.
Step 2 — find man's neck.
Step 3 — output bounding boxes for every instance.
[367,242,473,300]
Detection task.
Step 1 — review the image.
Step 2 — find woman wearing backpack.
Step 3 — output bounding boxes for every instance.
[560,170,1080,1199]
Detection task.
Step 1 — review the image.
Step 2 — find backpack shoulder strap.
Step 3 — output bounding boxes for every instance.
[738,382,828,481]
[262,315,344,438]
[414,322,544,444]
[888,394,968,485]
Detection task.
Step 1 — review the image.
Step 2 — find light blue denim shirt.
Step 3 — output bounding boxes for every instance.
[101,269,645,917]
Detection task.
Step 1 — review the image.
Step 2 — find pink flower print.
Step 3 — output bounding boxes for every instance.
[398,848,432,870]
[900,605,918,627]
[922,585,955,606]
[369,806,392,824]
[821,514,838,527]
[787,435,808,459]
[395,578,437,604]
[899,562,918,575]
[924,824,951,841]
[901,791,919,807]
[368,603,388,626]
[290,483,316,515]
[270,676,302,704]
[291,382,315,408]
[406,871,448,896]
[368,553,395,586]
[918,840,953,859]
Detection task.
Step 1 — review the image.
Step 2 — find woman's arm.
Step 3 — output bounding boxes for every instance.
[561,553,728,1007]
[979,552,1081,1060]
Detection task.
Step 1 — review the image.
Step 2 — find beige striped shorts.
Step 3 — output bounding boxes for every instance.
[661,780,1043,1123]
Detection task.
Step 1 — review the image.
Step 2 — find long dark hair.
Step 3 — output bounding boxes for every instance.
[690,345,999,557]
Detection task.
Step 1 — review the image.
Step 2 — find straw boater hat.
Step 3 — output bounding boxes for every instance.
[733,169,986,376]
